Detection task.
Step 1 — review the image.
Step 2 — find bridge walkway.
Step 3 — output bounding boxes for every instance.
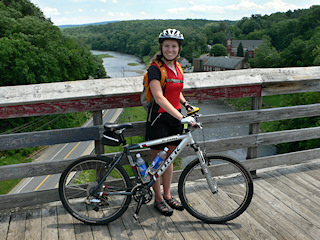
[1,159,319,240]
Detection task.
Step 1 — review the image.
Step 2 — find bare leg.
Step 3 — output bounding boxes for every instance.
[151,146,175,202]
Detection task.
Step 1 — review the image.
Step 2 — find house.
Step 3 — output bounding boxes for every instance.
[177,57,191,68]
[193,54,210,72]
[226,31,263,58]
[203,56,246,71]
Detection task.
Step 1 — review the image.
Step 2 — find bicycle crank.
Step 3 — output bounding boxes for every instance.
[132,185,153,221]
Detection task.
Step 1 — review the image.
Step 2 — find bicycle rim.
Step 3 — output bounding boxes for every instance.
[178,155,253,224]
[59,156,132,224]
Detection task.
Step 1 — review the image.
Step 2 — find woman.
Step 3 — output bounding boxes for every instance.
[145,28,196,216]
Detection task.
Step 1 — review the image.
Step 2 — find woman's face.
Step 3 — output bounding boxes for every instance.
[162,39,179,61]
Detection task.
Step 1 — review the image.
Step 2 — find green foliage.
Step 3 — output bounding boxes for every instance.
[0,0,106,87]
[210,44,227,56]
[237,42,244,57]
[62,19,231,61]
[313,46,320,65]
[232,6,320,68]
[251,39,281,68]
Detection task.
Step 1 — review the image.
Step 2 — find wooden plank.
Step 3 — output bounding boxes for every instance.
[134,202,168,239]
[56,206,76,240]
[6,211,26,240]
[0,126,100,151]
[276,165,320,198]
[255,178,320,239]
[246,96,262,176]
[87,207,112,240]
[0,189,60,209]
[73,217,94,240]
[93,110,104,155]
[41,207,59,240]
[120,206,149,240]
[24,208,42,240]
[2,102,320,152]
[107,217,130,240]
[183,85,261,101]
[251,180,306,240]
[0,212,10,240]
[266,170,320,216]
[201,103,320,127]
[2,66,320,119]
[1,160,320,240]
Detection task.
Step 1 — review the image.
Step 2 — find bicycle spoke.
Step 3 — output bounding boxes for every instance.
[59,156,132,224]
[179,155,253,223]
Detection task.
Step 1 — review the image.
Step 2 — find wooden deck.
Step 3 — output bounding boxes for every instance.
[1,159,319,240]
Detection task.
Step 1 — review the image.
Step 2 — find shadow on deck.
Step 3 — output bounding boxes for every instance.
[1,159,319,240]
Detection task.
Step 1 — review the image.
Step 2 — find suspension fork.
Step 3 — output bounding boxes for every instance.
[195,146,218,193]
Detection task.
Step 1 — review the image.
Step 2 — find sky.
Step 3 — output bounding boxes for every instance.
[30,0,320,26]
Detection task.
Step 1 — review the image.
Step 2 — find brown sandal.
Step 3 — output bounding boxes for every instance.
[164,196,184,211]
[154,200,173,216]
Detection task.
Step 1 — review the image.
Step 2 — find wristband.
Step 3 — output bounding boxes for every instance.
[182,101,189,107]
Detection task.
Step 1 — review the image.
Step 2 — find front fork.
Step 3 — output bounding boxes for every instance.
[195,147,218,194]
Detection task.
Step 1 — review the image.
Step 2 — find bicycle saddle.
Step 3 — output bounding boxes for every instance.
[104,122,133,131]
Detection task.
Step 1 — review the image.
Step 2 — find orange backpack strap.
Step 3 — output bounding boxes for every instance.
[154,60,167,89]
[143,60,167,104]
[176,61,184,77]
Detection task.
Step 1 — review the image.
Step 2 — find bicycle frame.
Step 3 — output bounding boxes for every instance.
[93,128,217,196]
[129,130,195,188]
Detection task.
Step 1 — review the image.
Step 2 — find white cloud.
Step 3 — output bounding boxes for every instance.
[167,0,303,17]
[78,9,84,12]
[43,7,60,16]
[107,12,132,18]
[99,0,117,2]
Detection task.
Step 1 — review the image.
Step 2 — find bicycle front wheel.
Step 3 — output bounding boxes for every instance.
[59,156,132,224]
[178,154,253,224]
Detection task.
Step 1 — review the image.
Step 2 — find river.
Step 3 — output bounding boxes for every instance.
[92,50,276,165]
[91,50,146,78]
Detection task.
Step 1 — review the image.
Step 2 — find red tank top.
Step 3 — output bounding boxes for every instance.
[152,61,184,113]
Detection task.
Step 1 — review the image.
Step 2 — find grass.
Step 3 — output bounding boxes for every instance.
[0,112,90,195]
[0,150,33,194]
[127,63,139,66]
[96,53,114,58]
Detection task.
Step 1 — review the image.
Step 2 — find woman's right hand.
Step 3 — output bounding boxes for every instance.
[180,116,197,127]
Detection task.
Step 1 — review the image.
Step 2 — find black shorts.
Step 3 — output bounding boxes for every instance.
[145,111,183,150]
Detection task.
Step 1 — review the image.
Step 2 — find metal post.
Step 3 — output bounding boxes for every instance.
[93,110,104,155]
[246,96,262,177]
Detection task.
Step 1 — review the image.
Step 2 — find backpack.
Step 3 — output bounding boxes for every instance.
[141,60,184,112]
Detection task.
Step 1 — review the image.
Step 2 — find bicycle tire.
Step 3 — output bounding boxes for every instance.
[59,155,132,224]
[178,154,253,224]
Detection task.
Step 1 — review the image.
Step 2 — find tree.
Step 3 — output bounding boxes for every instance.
[0,0,106,86]
[313,46,320,65]
[209,44,227,57]
[251,40,280,68]
[237,42,244,57]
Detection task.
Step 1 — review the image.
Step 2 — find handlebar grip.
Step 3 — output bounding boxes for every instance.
[187,107,200,116]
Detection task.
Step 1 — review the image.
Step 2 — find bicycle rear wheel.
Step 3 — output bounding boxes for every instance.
[178,154,253,224]
[59,156,132,224]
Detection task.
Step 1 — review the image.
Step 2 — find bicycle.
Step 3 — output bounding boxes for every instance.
[58,111,253,224]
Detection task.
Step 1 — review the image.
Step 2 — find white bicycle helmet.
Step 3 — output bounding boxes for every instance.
[159,28,184,44]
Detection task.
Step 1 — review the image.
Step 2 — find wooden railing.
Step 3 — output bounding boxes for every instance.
[1,66,320,209]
